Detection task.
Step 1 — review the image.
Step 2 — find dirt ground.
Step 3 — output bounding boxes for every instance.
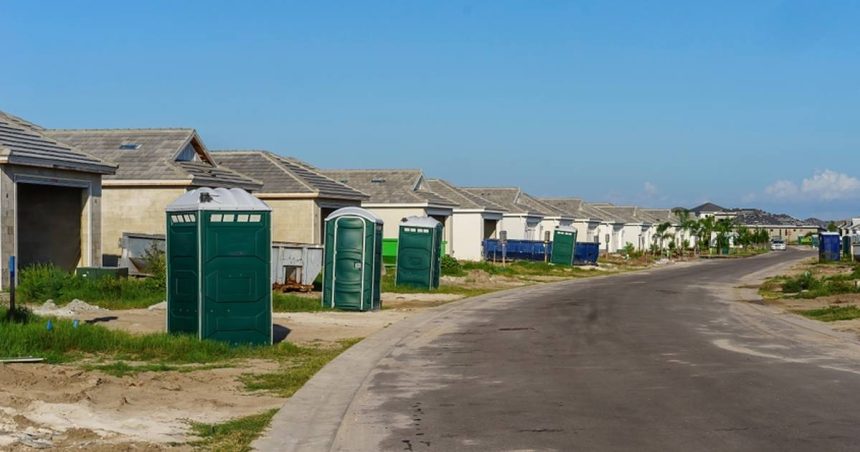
[0,360,284,450]
[5,293,456,449]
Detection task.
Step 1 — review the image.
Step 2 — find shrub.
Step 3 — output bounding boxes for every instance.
[782,272,820,293]
[441,255,465,277]
[17,264,165,309]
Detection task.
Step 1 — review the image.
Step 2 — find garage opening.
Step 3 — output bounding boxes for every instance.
[483,219,498,239]
[320,207,338,244]
[18,183,85,272]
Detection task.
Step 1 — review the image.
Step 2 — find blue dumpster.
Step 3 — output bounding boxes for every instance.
[819,232,841,262]
[574,242,600,265]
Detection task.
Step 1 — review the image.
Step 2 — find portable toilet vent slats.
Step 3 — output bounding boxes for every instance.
[396,216,443,289]
[550,226,578,266]
[166,188,272,345]
[322,207,384,311]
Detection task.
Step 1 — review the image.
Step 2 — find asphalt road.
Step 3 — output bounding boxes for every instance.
[328,248,860,451]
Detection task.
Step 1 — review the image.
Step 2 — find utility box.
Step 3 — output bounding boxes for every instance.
[166,188,272,345]
[396,216,443,290]
[550,226,578,266]
[819,232,841,263]
[322,207,384,311]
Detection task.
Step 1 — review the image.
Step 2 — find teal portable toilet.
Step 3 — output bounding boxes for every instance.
[322,207,384,311]
[166,188,272,345]
[396,216,443,289]
[550,226,578,266]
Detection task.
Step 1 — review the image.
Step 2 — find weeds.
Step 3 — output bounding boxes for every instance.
[797,306,860,322]
[0,307,306,364]
[779,270,860,299]
[18,264,164,309]
[190,409,278,452]
[272,292,332,312]
[82,361,233,377]
[241,338,361,397]
[440,255,465,277]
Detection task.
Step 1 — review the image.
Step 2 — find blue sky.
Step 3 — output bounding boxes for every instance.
[2,1,859,219]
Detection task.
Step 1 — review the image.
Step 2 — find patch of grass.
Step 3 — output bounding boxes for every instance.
[82,361,233,377]
[242,338,361,397]
[797,306,860,322]
[190,408,278,452]
[19,264,164,310]
[272,292,332,313]
[380,273,492,297]
[0,307,311,364]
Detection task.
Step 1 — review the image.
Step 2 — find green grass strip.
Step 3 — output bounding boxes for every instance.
[190,409,278,452]
[797,306,860,322]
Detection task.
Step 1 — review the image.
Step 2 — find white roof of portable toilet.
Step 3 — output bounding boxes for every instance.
[325,206,384,224]
[554,225,577,233]
[166,187,271,212]
[400,215,441,229]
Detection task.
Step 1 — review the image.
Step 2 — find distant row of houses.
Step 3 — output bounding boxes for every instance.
[3,109,800,289]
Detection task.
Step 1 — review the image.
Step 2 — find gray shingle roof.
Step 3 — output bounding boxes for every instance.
[540,198,628,223]
[213,151,367,200]
[322,170,455,206]
[0,112,115,174]
[640,208,676,224]
[44,129,261,190]
[461,187,546,216]
[425,179,506,212]
[518,192,570,217]
[590,204,651,224]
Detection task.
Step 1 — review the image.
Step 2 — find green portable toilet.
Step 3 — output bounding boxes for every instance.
[322,207,384,311]
[550,226,578,266]
[396,216,443,289]
[166,188,272,345]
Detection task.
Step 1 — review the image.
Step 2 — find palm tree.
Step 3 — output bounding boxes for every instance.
[654,221,673,256]
[674,209,698,256]
[714,218,736,254]
[697,216,716,254]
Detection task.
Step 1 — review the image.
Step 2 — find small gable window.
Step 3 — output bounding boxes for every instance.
[175,143,201,162]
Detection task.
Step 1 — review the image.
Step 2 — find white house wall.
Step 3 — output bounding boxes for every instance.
[449,212,499,261]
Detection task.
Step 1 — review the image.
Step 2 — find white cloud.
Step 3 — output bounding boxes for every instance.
[763,170,860,201]
[764,180,799,198]
[800,169,860,200]
[643,181,658,197]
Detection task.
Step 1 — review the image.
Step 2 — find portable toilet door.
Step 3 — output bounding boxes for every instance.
[819,232,841,262]
[166,187,273,345]
[396,216,443,289]
[166,209,200,335]
[550,226,578,266]
[322,207,384,311]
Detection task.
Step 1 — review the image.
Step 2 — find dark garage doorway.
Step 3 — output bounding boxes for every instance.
[18,183,85,272]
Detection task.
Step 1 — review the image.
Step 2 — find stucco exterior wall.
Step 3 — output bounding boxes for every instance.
[265,199,317,244]
[102,186,186,260]
[365,207,428,238]
[0,165,103,289]
[450,212,487,261]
